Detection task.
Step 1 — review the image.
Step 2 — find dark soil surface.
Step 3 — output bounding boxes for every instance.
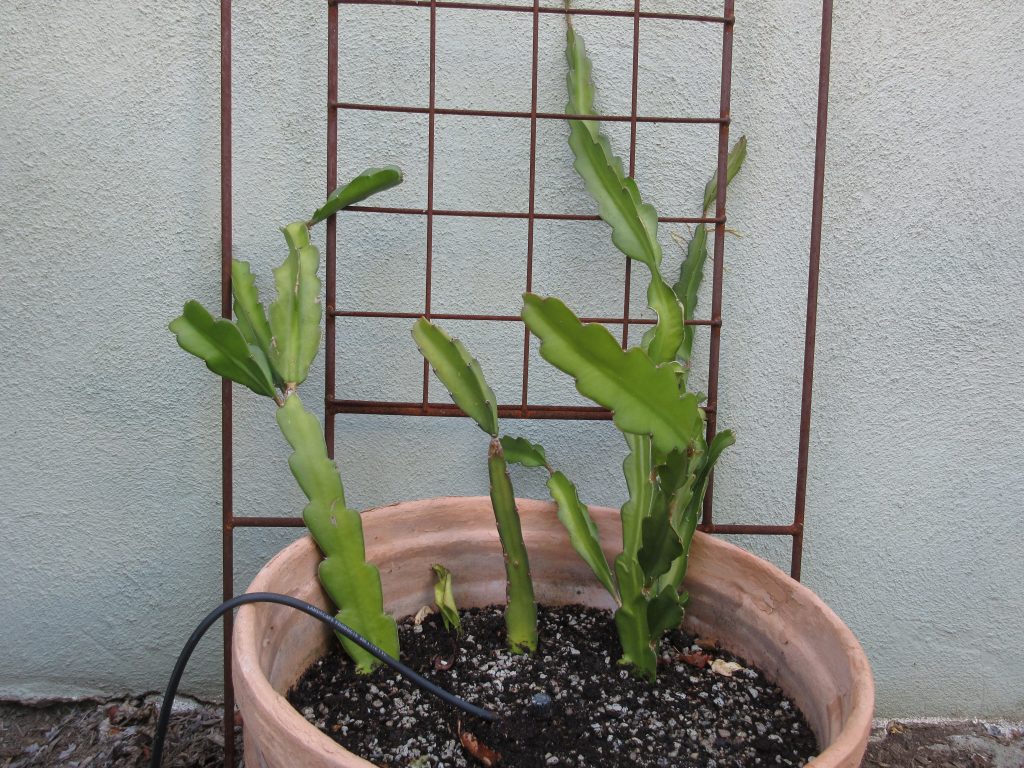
[288,605,818,767]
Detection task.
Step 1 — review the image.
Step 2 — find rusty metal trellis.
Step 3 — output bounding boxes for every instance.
[217,1,834,764]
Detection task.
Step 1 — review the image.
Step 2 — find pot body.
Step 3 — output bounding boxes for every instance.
[233,497,873,767]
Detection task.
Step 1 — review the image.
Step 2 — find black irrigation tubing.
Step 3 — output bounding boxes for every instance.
[149,591,498,768]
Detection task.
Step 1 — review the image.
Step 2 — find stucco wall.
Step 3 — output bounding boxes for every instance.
[1,0,1021,718]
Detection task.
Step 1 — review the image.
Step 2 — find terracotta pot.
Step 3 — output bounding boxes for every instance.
[233,497,873,767]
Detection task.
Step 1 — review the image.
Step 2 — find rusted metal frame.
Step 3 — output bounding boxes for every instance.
[699,0,734,531]
[342,206,718,223]
[421,0,438,405]
[520,0,541,411]
[617,0,642,349]
[791,0,834,581]
[331,0,729,24]
[333,101,726,125]
[229,516,799,536]
[332,310,719,325]
[325,2,340,458]
[219,2,235,764]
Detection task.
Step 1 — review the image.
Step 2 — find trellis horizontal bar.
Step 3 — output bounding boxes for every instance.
[230,518,794,536]
[328,399,717,419]
[344,204,722,225]
[333,101,727,125]
[332,0,731,24]
[330,309,721,327]
[699,523,802,536]
[232,516,304,528]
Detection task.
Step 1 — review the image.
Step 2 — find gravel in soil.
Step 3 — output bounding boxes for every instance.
[288,605,819,767]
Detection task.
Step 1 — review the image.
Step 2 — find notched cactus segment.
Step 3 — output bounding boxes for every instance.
[643,271,685,365]
[565,26,661,271]
[276,394,398,673]
[274,395,346,503]
[432,564,462,635]
[309,166,403,226]
[169,300,276,398]
[521,294,703,455]
[702,135,747,215]
[499,435,548,468]
[269,222,322,388]
[231,260,274,357]
[646,586,683,639]
[412,318,499,437]
[638,495,683,585]
[547,471,618,601]
[620,433,655,559]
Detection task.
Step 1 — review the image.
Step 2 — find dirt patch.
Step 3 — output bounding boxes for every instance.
[0,696,240,767]
[864,719,1024,768]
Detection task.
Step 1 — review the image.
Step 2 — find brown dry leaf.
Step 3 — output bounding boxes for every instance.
[457,720,502,766]
[679,650,709,669]
[413,605,433,626]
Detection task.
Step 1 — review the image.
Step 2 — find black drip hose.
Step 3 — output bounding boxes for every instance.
[149,592,497,768]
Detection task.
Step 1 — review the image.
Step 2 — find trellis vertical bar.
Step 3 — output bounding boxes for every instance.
[520,0,542,414]
[700,0,735,529]
[422,0,439,405]
[619,0,642,349]
[219,1,235,763]
[326,2,339,458]
[792,0,834,580]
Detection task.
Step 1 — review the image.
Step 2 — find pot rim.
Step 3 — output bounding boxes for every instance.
[233,495,874,767]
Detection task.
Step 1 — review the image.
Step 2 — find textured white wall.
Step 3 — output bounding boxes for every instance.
[1,0,1021,718]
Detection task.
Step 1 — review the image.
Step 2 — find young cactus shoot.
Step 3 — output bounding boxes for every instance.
[170,167,403,673]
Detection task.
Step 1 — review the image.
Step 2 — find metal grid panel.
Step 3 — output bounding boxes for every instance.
[217,1,835,762]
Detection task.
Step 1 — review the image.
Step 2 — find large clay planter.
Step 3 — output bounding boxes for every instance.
[233,497,873,767]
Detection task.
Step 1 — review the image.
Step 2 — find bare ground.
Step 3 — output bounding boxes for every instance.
[1,697,1021,767]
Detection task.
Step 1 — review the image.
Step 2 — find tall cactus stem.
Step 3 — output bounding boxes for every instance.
[487,438,539,653]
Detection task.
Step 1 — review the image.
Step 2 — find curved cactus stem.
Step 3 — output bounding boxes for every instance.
[488,439,538,653]
[275,394,398,672]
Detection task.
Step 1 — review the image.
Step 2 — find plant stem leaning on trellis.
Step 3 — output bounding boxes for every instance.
[518,16,747,680]
[169,167,404,673]
[412,320,539,653]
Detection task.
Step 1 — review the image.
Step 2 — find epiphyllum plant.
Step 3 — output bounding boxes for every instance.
[169,168,403,674]
[414,22,747,681]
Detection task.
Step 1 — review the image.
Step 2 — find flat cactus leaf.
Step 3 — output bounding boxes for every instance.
[646,585,683,639]
[673,223,708,376]
[268,222,322,388]
[567,119,662,270]
[612,556,656,681]
[565,23,597,130]
[499,435,548,468]
[547,471,618,601]
[702,135,747,215]
[274,394,346,503]
[620,433,655,559]
[231,259,282,387]
[432,564,462,635]
[565,24,683,361]
[309,166,403,226]
[638,491,683,586]
[277,394,397,673]
[521,294,704,455]
[643,270,685,364]
[412,318,499,437]
[169,300,276,398]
